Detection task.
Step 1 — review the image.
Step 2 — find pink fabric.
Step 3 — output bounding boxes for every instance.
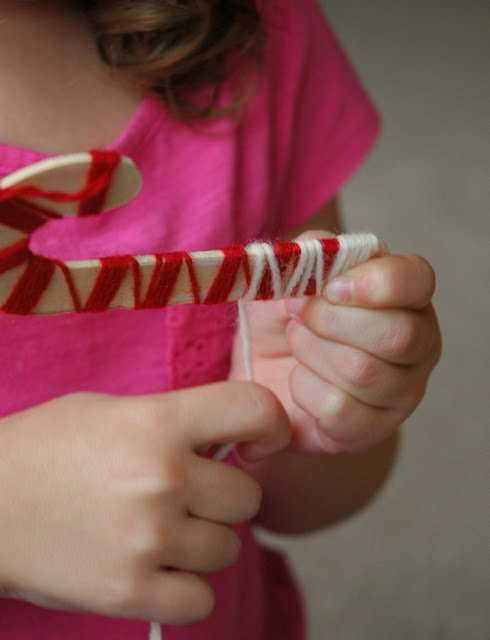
[0,0,380,637]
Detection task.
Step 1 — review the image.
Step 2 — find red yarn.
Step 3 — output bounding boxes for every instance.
[320,237,340,274]
[131,259,142,310]
[2,255,56,315]
[84,256,132,313]
[301,238,339,296]
[0,240,31,276]
[0,150,122,314]
[256,242,301,300]
[0,197,60,233]
[0,150,120,211]
[77,151,120,216]
[143,253,183,308]
[0,152,344,315]
[203,246,251,305]
[184,253,201,304]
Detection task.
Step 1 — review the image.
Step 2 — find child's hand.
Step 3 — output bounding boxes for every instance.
[231,232,441,453]
[0,383,289,623]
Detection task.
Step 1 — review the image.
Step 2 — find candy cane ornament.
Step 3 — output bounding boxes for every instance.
[0,151,384,406]
[0,151,383,316]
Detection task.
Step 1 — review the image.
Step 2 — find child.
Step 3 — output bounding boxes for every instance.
[0,1,441,639]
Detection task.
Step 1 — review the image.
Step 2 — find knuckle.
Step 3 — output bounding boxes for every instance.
[118,510,159,556]
[302,298,330,332]
[384,314,420,360]
[313,391,388,453]
[100,573,146,617]
[316,387,350,430]
[204,527,242,573]
[155,579,215,625]
[140,455,188,503]
[413,255,436,300]
[151,469,189,518]
[188,582,216,621]
[343,350,381,389]
[425,308,442,363]
[287,318,305,351]
[118,507,173,564]
[405,376,430,415]
[247,383,287,429]
[160,459,188,495]
[432,325,443,365]
[222,468,263,522]
[222,529,242,567]
[242,477,263,521]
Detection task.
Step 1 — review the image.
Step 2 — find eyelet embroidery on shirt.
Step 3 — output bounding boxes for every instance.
[165,304,238,390]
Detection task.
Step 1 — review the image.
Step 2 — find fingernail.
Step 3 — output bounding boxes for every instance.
[325,277,352,303]
[285,297,305,318]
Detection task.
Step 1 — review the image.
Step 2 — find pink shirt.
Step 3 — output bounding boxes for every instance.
[0,0,380,638]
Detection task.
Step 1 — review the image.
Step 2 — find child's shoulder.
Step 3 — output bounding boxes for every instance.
[262,0,349,77]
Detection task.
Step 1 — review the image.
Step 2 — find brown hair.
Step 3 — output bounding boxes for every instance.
[83,0,265,121]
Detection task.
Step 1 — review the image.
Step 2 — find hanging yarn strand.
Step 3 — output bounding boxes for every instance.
[236,237,329,381]
[149,622,161,640]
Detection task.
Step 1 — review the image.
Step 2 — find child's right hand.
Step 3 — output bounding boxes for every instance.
[0,383,289,624]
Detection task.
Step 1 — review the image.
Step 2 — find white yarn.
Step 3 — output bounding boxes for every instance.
[236,234,380,397]
[238,238,326,380]
[216,240,324,462]
[238,298,254,381]
[149,622,162,640]
[328,233,380,279]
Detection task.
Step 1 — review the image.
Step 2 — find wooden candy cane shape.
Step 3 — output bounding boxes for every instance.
[0,151,142,314]
[0,152,384,316]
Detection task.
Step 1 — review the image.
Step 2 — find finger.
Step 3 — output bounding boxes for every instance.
[187,457,262,524]
[290,364,398,452]
[287,323,427,410]
[168,382,291,460]
[324,254,436,310]
[137,570,215,625]
[163,518,242,574]
[286,298,440,366]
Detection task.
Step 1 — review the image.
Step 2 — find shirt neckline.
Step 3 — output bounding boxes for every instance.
[0,94,166,177]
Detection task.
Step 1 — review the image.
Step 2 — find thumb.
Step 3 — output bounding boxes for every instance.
[169,382,291,461]
[292,229,337,242]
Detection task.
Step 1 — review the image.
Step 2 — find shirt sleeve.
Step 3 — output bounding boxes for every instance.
[262,0,381,235]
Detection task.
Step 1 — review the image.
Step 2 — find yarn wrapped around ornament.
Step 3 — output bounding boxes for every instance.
[0,151,382,316]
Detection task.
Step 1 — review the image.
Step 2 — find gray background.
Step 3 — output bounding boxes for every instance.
[261,2,489,639]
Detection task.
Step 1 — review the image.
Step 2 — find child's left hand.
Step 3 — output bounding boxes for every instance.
[230,232,441,454]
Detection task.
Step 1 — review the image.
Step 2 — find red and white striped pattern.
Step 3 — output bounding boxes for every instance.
[0,152,382,316]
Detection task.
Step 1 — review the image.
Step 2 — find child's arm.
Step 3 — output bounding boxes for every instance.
[241,436,399,534]
[231,198,441,533]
